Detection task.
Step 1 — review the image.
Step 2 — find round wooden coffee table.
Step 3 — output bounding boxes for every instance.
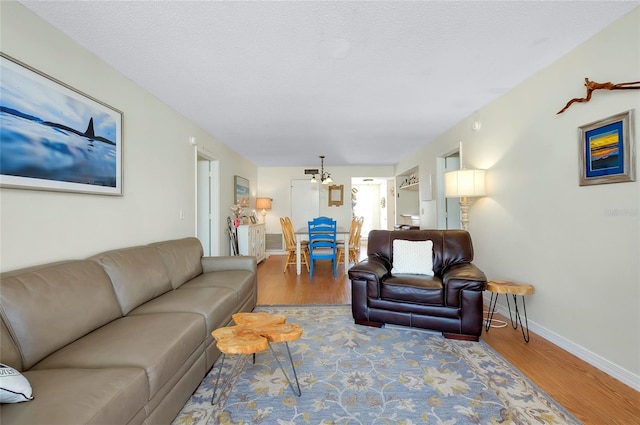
[210,312,303,404]
[485,280,535,342]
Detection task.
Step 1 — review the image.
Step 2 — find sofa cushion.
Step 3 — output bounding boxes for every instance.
[181,270,255,304]
[0,368,147,425]
[90,246,173,315]
[0,261,122,370]
[1,321,24,372]
[31,313,204,398]
[390,239,434,275]
[151,238,203,289]
[128,287,238,344]
[0,364,33,403]
[381,275,444,305]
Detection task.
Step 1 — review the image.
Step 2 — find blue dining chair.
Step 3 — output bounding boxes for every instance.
[307,217,338,278]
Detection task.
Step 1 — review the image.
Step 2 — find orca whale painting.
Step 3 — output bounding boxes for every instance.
[0,53,122,195]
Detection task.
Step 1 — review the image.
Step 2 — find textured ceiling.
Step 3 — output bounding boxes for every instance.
[19,1,639,167]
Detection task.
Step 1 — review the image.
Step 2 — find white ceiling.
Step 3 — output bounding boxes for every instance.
[19,1,639,167]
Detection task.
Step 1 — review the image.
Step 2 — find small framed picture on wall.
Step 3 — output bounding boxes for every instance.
[578,109,636,186]
[234,175,250,207]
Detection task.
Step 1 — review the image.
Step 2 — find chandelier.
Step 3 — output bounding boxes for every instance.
[310,155,333,184]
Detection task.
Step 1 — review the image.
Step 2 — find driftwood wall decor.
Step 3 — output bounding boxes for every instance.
[557,78,640,114]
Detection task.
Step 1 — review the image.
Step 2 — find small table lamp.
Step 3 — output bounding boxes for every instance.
[255,198,272,223]
[444,169,486,231]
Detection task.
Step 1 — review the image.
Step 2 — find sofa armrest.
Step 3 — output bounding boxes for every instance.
[442,262,487,308]
[348,257,389,299]
[201,256,257,274]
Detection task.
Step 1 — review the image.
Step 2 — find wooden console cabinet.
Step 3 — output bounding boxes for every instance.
[237,223,266,263]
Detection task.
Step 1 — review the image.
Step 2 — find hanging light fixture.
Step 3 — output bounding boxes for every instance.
[310,155,333,184]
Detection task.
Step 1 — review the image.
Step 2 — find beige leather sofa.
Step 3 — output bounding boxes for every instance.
[0,237,257,425]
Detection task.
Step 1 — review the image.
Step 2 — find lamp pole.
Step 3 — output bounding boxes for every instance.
[458,196,471,231]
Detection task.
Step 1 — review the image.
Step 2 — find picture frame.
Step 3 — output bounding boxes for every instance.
[328,184,344,206]
[579,110,636,186]
[249,215,257,224]
[0,53,123,195]
[234,175,250,207]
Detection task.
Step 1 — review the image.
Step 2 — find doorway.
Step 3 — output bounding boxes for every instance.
[437,150,461,229]
[351,178,391,239]
[196,153,220,256]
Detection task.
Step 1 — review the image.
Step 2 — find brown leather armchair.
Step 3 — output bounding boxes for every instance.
[348,229,487,341]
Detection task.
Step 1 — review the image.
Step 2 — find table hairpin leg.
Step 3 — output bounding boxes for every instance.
[211,353,256,405]
[211,343,301,405]
[506,294,531,343]
[268,341,302,397]
[484,292,509,331]
[485,292,500,332]
[211,353,228,405]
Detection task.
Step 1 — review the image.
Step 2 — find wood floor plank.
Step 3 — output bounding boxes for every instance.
[256,254,640,424]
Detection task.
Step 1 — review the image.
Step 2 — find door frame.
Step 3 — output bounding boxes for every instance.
[196,150,220,256]
[437,145,461,229]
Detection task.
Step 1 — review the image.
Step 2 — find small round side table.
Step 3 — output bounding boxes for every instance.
[485,280,535,342]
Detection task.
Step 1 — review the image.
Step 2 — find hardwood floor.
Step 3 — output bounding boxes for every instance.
[256,254,640,425]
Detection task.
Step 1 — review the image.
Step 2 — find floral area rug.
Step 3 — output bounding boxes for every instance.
[173,305,581,425]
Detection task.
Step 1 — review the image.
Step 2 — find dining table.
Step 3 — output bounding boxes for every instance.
[294,226,349,275]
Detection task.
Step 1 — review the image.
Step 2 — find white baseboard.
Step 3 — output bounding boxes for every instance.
[483,295,640,391]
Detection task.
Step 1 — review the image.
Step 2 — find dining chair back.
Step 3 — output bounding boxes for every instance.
[307,216,338,278]
[352,216,364,262]
[338,216,364,265]
[280,217,309,272]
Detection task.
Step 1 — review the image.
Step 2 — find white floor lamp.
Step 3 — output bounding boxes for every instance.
[444,169,486,231]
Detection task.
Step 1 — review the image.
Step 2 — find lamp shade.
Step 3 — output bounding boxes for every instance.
[444,169,486,198]
[256,197,272,210]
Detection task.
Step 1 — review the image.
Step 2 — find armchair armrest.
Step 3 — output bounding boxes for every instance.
[348,257,389,299]
[442,262,487,307]
[201,256,257,274]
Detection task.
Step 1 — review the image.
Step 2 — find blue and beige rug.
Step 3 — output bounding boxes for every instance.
[173,305,581,425]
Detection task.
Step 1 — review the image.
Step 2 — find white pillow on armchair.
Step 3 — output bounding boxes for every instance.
[391,239,434,275]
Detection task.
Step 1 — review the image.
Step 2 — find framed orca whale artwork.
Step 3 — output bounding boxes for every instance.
[0,53,123,195]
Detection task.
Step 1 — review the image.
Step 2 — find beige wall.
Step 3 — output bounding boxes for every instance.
[0,2,257,270]
[396,9,640,387]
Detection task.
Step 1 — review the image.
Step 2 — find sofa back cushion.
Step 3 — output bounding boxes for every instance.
[1,320,22,371]
[367,230,474,275]
[0,261,122,370]
[90,246,173,315]
[151,238,203,289]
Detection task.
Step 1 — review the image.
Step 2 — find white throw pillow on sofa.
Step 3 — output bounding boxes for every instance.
[391,239,434,275]
[0,363,34,403]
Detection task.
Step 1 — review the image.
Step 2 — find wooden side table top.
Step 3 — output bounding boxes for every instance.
[212,312,303,355]
[486,280,535,296]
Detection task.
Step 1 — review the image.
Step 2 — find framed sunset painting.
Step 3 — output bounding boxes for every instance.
[0,53,122,195]
[578,110,635,186]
